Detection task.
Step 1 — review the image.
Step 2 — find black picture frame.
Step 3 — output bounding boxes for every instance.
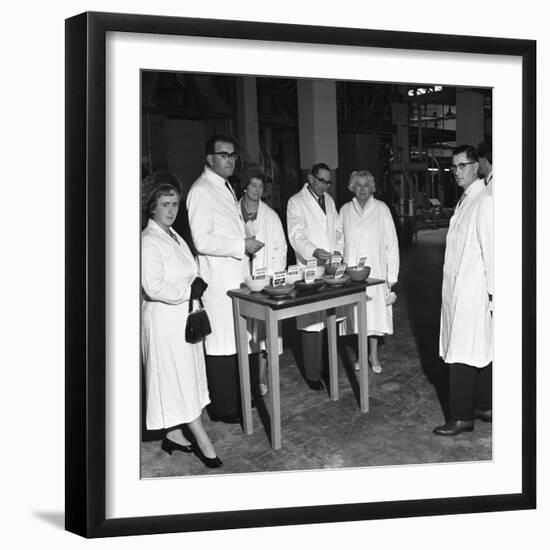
[65,11,536,538]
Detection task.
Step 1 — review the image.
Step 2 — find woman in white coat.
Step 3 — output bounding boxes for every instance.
[287,162,344,390]
[141,173,222,468]
[340,170,399,373]
[238,164,287,395]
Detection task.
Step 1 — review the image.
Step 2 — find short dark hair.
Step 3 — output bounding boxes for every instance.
[311,162,331,176]
[240,164,265,188]
[452,144,479,163]
[476,141,492,164]
[144,184,181,218]
[205,134,238,156]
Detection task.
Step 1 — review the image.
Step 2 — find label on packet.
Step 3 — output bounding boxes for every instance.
[304,260,317,283]
[272,270,287,287]
[253,267,267,280]
[334,263,347,279]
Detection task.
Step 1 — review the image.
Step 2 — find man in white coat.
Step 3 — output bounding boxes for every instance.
[434,145,493,436]
[187,135,264,423]
[287,162,344,390]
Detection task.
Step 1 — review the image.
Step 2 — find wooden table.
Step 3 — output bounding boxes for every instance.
[228,278,384,449]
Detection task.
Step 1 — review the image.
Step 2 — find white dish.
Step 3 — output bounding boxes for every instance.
[244,276,270,292]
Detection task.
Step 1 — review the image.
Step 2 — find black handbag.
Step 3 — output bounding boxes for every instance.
[185,296,212,343]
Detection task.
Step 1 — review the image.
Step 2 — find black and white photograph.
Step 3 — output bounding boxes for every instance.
[5,1,543,547]
[61,11,535,536]
[139,72,495,478]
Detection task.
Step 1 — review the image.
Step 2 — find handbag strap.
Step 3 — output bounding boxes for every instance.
[188,296,205,313]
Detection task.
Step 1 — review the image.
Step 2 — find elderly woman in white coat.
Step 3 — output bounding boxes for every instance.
[187,134,264,423]
[239,164,287,395]
[287,162,344,390]
[434,145,493,437]
[141,173,222,468]
[340,170,399,373]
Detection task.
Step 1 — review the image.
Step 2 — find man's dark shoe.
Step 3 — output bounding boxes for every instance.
[433,420,474,436]
[305,379,324,391]
[474,409,492,422]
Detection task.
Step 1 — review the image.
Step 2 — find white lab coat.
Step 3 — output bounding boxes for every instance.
[141,219,210,430]
[240,198,288,353]
[486,172,494,194]
[187,166,248,355]
[439,179,493,367]
[239,198,288,276]
[287,183,344,331]
[339,197,399,335]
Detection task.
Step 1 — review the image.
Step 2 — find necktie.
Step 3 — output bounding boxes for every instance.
[169,232,179,245]
[318,194,326,214]
[225,180,237,204]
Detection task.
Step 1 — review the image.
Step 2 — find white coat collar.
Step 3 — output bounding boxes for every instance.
[461,178,486,202]
[147,218,182,249]
[352,195,375,216]
[301,183,327,222]
[203,165,238,204]
[203,165,226,185]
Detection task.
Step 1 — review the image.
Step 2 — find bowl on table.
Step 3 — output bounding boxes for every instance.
[294,279,324,292]
[244,276,270,292]
[262,284,295,297]
[345,266,371,282]
[322,274,351,287]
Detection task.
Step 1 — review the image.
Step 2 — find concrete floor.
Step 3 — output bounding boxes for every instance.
[141,227,492,478]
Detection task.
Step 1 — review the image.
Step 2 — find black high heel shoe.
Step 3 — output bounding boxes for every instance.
[161,438,194,456]
[192,443,223,469]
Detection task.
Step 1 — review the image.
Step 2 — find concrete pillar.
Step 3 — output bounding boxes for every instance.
[236,77,260,163]
[455,89,485,147]
[297,79,339,199]
[338,133,380,204]
[392,102,410,164]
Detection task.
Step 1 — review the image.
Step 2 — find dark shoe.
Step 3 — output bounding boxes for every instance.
[306,379,324,391]
[209,413,242,424]
[192,444,223,469]
[433,420,474,436]
[161,438,194,455]
[474,408,492,422]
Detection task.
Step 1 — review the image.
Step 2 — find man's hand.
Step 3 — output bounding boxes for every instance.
[313,248,330,265]
[245,237,264,255]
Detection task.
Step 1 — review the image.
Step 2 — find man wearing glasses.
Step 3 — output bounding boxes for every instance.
[434,145,493,436]
[187,134,264,423]
[287,162,344,390]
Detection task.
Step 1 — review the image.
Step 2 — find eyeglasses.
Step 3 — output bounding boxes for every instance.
[211,151,239,161]
[450,161,476,173]
[314,174,332,186]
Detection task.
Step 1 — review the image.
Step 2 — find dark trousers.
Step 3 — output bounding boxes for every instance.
[301,330,326,381]
[449,362,492,421]
[205,354,240,419]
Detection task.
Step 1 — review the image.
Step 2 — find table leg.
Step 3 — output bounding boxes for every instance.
[326,308,339,401]
[232,298,253,434]
[357,291,369,412]
[266,310,281,449]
